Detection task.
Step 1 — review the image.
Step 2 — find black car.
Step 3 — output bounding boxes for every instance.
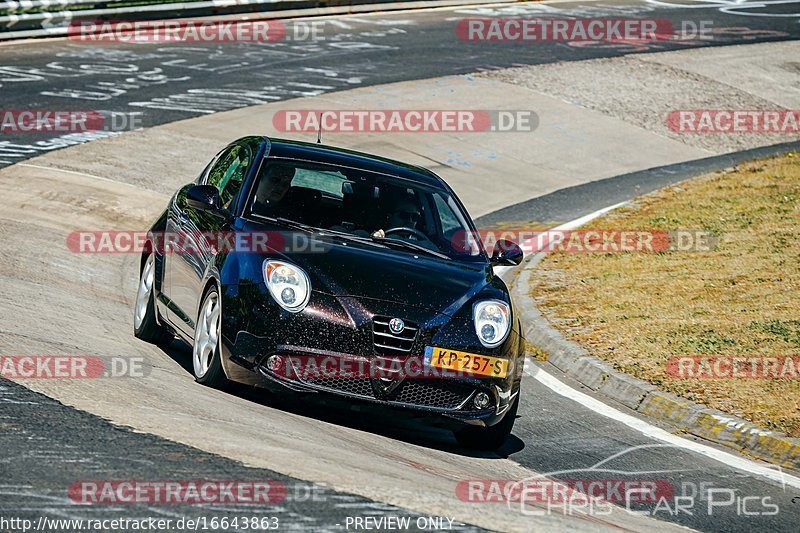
[133,136,525,449]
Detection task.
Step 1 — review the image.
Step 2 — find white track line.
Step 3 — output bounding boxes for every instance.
[516,201,800,490]
[531,366,800,489]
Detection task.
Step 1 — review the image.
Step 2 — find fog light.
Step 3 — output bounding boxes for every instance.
[473,391,492,409]
[266,355,283,372]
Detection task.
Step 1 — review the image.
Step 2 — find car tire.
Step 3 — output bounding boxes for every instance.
[454,395,519,450]
[192,285,228,388]
[134,254,171,345]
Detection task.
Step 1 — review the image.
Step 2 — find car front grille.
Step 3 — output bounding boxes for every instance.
[301,376,374,398]
[372,316,418,356]
[391,380,474,410]
[301,375,475,410]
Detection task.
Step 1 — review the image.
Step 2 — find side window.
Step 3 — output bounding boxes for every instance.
[433,192,480,256]
[433,193,461,234]
[206,144,252,209]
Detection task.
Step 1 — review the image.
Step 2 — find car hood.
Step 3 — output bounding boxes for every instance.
[271,232,492,315]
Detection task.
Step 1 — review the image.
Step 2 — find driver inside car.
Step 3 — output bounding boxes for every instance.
[371,197,423,239]
[258,164,296,205]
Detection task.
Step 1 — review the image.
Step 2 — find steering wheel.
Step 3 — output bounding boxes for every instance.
[384,227,433,244]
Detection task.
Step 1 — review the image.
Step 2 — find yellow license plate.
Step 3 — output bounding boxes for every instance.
[424,346,509,378]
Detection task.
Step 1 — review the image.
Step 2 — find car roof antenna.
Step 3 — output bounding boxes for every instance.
[316,112,323,144]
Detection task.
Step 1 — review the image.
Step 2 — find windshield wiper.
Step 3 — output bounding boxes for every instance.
[321,229,389,249]
[371,237,451,260]
[266,217,321,233]
[327,231,450,259]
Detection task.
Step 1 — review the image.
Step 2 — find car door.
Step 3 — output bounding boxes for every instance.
[166,142,253,337]
[162,153,218,333]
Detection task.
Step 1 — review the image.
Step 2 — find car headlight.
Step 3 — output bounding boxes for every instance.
[473,300,511,348]
[263,260,311,313]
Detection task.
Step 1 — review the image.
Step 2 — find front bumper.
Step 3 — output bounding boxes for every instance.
[220,284,523,427]
[257,348,516,426]
[233,338,519,427]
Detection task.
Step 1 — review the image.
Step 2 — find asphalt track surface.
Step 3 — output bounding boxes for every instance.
[1,0,800,167]
[2,1,800,532]
[0,379,483,532]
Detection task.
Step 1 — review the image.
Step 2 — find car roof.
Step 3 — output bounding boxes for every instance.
[263,137,447,189]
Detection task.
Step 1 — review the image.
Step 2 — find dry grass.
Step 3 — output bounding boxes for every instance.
[530,153,800,436]
[525,341,549,362]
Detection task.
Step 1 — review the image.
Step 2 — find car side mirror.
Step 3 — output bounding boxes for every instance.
[187,185,222,212]
[490,239,524,266]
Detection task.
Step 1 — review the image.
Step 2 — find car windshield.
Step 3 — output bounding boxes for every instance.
[247,157,485,262]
